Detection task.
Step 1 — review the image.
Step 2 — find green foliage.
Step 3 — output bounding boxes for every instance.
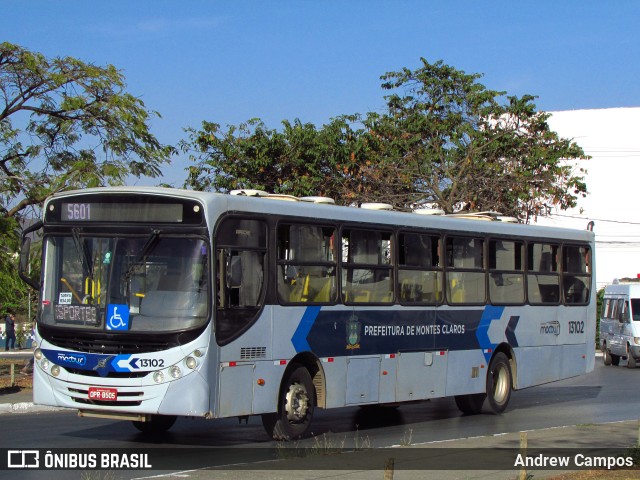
[184,58,588,220]
[0,217,29,316]
[0,42,174,222]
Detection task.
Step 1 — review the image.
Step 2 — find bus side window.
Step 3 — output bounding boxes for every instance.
[398,232,442,304]
[562,245,591,305]
[276,224,337,304]
[488,239,524,305]
[342,229,393,304]
[527,243,560,304]
[446,236,485,304]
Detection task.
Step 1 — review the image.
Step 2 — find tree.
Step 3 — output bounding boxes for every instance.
[0,42,173,222]
[0,42,173,316]
[184,58,588,221]
[373,59,588,220]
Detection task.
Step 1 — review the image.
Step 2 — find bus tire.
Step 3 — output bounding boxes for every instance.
[261,364,315,440]
[454,393,485,415]
[132,415,176,434]
[603,347,612,366]
[486,353,512,414]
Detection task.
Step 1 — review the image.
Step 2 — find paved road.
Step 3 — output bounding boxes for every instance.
[2,356,640,479]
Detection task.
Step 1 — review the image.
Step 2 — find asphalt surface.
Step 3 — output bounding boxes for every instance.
[2,351,639,479]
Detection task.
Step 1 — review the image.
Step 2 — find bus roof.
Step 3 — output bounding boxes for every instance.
[46,186,594,243]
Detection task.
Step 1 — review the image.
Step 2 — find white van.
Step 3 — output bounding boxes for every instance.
[599,282,640,368]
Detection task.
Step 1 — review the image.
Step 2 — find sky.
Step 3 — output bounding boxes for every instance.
[3,1,640,186]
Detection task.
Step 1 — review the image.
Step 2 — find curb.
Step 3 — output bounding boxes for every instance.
[0,401,70,415]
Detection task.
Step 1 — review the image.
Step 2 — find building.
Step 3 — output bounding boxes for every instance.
[535,107,640,289]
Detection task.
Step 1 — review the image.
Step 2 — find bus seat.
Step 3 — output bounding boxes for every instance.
[449,278,465,303]
[313,277,333,302]
[289,275,310,302]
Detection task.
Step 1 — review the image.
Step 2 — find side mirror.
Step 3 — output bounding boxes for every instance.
[18,221,42,291]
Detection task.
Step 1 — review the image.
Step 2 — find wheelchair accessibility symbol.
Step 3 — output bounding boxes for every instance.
[106,304,130,331]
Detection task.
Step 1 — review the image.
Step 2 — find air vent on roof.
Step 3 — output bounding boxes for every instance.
[230,189,269,197]
[300,196,336,204]
[361,203,393,211]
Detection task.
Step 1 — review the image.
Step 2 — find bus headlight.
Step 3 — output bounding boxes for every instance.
[185,356,197,369]
[41,358,50,371]
[34,348,43,361]
[634,337,640,346]
[51,365,61,377]
[153,371,164,383]
[169,366,182,379]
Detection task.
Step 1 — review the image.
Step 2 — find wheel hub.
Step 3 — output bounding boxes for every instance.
[285,383,309,422]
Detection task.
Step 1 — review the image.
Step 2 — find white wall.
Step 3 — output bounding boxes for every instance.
[535,107,640,289]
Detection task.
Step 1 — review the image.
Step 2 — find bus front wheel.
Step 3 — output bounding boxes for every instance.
[261,364,315,440]
[132,415,176,434]
[486,353,512,414]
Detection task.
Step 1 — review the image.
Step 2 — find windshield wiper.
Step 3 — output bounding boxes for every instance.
[124,229,161,280]
[72,228,93,279]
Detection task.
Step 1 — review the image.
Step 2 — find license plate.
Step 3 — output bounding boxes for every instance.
[88,387,118,401]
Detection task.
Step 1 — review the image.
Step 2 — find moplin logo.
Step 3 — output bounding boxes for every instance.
[540,320,561,336]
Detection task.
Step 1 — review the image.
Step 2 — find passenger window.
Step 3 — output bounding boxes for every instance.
[621,300,630,322]
[527,243,560,304]
[562,245,591,305]
[342,229,393,303]
[489,240,524,304]
[398,233,442,304]
[631,299,640,321]
[445,236,485,304]
[277,224,337,304]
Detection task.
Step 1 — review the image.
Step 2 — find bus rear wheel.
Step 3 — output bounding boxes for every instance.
[486,353,512,414]
[132,415,176,434]
[261,364,315,440]
[454,393,485,415]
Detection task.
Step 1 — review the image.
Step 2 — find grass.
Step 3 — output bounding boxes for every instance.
[0,358,33,391]
[545,470,640,479]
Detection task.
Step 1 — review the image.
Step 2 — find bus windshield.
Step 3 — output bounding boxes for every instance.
[40,235,210,333]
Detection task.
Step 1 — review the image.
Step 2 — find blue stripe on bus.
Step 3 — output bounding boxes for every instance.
[475,305,505,363]
[291,306,321,353]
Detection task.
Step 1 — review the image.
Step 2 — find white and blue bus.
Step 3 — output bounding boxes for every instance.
[19,187,595,439]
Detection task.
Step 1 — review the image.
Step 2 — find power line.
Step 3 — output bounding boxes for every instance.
[549,213,640,226]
